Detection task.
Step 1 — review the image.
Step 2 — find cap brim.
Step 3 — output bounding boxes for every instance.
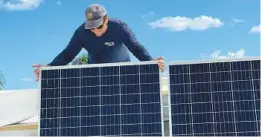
[85,18,103,29]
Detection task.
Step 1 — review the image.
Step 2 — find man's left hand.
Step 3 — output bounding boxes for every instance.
[155,56,165,72]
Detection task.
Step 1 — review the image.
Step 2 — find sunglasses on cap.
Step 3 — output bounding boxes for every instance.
[90,17,106,30]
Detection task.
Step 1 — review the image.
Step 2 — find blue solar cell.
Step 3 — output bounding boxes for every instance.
[39,62,164,136]
[252,60,260,70]
[168,59,260,136]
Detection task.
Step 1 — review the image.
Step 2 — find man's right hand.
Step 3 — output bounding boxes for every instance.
[32,64,45,81]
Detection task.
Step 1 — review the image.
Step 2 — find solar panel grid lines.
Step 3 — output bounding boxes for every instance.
[38,61,165,136]
[207,61,216,137]
[249,60,260,136]
[168,58,260,137]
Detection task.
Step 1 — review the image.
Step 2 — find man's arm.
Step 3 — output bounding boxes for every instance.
[48,30,82,66]
[87,54,98,64]
[121,22,153,61]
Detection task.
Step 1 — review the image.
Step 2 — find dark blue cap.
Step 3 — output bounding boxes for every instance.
[85,4,107,29]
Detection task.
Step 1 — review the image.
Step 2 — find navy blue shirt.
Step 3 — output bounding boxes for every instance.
[48,18,153,66]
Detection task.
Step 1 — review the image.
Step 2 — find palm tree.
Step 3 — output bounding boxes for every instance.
[71,53,88,65]
[0,71,5,90]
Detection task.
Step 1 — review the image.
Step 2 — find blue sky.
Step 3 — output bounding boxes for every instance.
[0,0,260,90]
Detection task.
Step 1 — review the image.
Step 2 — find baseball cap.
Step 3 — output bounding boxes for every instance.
[85,4,107,29]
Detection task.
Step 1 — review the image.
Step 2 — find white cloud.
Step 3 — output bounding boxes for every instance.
[21,77,34,82]
[227,48,245,58]
[232,18,244,23]
[148,15,223,31]
[201,48,245,59]
[249,24,260,33]
[209,50,227,59]
[141,11,154,19]
[1,0,43,11]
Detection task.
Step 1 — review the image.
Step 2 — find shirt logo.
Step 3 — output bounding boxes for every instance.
[104,42,115,47]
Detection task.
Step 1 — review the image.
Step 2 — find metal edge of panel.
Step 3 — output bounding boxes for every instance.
[168,57,260,65]
[40,61,158,71]
[167,65,173,137]
[158,67,165,137]
[37,67,42,136]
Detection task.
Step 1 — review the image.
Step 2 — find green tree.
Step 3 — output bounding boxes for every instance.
[71,53,88,65]
[0,71,5,90]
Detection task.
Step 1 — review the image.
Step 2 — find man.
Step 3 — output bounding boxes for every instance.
[33,4,164,80]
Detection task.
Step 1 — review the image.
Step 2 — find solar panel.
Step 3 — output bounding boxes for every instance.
[38,61,165,136]
[168,58,260,136]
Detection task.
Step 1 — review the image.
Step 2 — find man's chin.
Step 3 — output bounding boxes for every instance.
[95,34,103,37]
[94,33,105,37]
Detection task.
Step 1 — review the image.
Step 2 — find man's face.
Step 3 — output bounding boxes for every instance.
[90,17,109,37]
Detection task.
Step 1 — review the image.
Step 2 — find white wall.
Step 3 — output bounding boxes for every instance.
[0,89,39,127]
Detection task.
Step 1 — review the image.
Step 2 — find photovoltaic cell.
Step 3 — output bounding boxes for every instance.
[38,61,164,136]
[168,58,260,136]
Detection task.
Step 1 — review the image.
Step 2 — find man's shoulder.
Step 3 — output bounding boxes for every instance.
[71,22,91,38]
[108,18,129,30]
[75,22,86,33]
[109,18,126,25]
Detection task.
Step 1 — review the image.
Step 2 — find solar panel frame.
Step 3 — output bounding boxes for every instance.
[37,61,165,136]
[167,57,260,137]
[168,57,260,66]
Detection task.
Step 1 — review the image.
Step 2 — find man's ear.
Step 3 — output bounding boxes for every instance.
[104,16,109,24]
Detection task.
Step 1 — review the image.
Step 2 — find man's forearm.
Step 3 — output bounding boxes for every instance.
[48,29,82,66]
[48,50,72,66]
[120,22,154,61]
[130,45,153,61]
